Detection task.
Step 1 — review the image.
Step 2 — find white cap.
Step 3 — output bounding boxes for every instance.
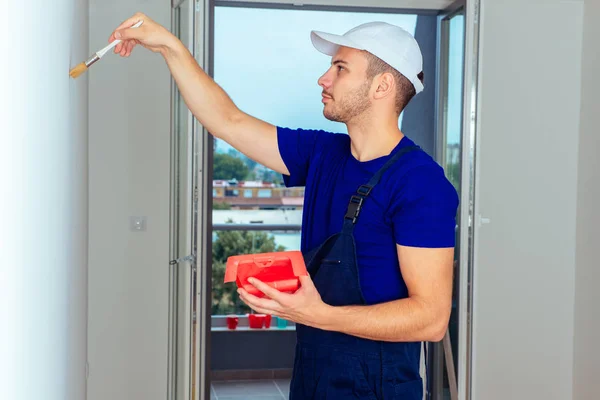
[311,22,424,94]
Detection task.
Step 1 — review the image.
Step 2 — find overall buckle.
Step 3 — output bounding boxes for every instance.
[344,195,364,224]
[357,185,373,196]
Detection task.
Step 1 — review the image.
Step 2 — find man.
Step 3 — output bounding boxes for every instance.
[112,13,458,399]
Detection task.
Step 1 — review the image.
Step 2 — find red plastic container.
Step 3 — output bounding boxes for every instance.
[226,315,238,330]
[247,314,273,329]
[224,251,308,298]
[248,314,265,329]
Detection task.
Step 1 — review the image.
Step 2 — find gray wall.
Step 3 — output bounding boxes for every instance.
[87,1,172,399]
[212,330,296,370]
[473,0,583,399]
[0,0,89,399]
[573,0,600,398]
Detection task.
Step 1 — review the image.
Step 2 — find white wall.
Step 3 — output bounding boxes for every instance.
[0,0,89,399]
[573,0,600,398]
[87,0,172,399]
[473,0,583,399]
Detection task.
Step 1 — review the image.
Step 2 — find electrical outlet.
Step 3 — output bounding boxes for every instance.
[130,216,147,231]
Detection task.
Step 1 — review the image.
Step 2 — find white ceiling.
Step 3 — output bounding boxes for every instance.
[216,0,456,11]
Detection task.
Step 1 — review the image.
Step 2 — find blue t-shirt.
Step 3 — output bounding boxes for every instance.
[277,126,459,305]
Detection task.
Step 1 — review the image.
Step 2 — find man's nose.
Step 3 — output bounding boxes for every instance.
[318,69,333,90]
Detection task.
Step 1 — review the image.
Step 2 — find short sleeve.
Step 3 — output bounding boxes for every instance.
[277,126,331,187]
[390,165,459,248]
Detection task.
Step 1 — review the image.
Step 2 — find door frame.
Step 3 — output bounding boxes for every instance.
[171,1,483,399]
[458,1,481,399]
[435,1,481,400]
[168,1,199,400]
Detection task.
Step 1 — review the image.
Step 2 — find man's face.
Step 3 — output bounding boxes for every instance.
[318,46,372,123]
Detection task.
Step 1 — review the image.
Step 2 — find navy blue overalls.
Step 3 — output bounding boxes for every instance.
[290,146,424,400]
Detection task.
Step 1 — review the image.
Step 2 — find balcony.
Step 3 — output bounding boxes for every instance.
[211,210,302,393]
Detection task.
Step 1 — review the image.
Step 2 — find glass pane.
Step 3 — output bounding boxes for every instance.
[439,9,465,400]
[211,5,420,318]
[209,5,434,393]
[444,13,465,193]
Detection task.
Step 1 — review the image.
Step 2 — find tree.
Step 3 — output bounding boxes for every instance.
[212,229,286,315]
[213,153,250,181]
[228,148,258,172]
[446,161,461,193]
[212,202,232,210]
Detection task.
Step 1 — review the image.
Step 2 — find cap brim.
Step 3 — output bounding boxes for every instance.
[310,31,365,56]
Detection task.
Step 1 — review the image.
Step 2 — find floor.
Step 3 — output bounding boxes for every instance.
[210,378,451,399]
[211,379,291,400]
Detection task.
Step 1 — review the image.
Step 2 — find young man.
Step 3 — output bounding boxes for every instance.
[112,14,458,399]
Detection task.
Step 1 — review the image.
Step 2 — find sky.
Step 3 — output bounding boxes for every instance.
[213,6,419,154]
[446,14,465,148]
[212,6,464,159]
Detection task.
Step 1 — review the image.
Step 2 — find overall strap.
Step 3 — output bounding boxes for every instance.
[344,145,420,227]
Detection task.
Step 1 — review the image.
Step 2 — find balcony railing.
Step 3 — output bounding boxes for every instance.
[213,223,302,231]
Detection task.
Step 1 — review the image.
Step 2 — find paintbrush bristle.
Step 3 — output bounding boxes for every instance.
[69,63,87,79]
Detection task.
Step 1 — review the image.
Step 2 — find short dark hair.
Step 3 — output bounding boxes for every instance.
[363,52,424,114]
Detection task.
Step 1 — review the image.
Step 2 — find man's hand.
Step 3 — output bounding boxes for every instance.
[109,13,180,57]
[238,275,331,328]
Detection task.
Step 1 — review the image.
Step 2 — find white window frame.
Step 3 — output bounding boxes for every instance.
[170,1,482,399]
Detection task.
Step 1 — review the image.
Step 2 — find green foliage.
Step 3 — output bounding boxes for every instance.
[256,168,284,185]
[228,148,258,172]
[213,153,250,181]
[446,161,461,192]
[212,202,232,210]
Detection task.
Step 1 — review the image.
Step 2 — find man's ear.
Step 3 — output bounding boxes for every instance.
[373,72,395,100]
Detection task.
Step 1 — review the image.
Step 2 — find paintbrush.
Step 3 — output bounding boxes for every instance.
[69,20,143,79]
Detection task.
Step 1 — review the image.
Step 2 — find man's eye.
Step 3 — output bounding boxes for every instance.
[337,66,345,71]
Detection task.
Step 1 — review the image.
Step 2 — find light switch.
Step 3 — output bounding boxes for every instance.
[130,216,147,231]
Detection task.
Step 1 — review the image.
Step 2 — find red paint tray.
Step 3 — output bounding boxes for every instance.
[224,251,308,298]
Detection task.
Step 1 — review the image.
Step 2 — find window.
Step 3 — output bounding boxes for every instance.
[444,13,465,193]
[211,5,424,317]
[257,189,272,198]
[436,6,466,400]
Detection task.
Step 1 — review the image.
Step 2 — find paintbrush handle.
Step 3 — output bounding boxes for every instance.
[96,20,143,58]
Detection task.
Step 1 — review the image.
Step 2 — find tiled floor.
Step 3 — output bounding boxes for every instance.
[211,379,291,400]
